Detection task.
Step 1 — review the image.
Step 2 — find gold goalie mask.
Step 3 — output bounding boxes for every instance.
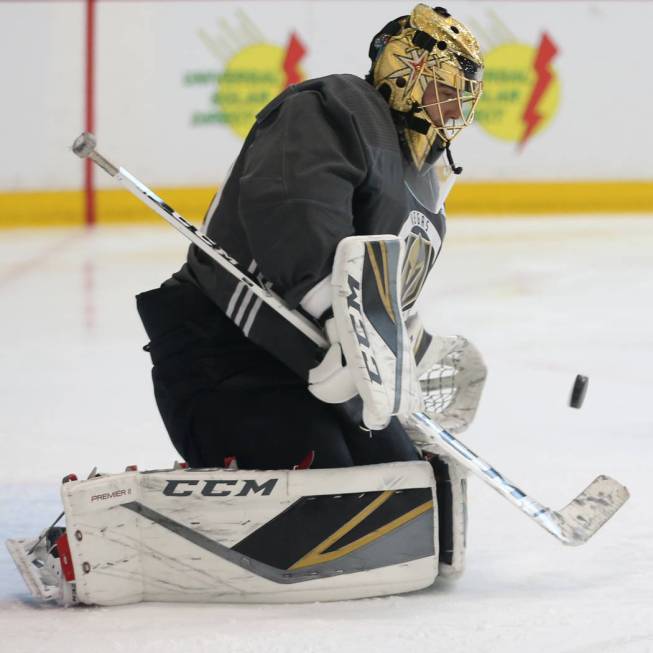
[369,4,484,170]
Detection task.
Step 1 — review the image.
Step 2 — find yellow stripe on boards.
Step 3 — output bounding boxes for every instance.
[0,186,216,229]
[0,190,86,228]
[1,181,652,229]
[447,180,653,215]
[95,187,215,225]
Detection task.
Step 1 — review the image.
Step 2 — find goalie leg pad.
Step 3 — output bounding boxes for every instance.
[12,461,439,606]
[425,451,468,578]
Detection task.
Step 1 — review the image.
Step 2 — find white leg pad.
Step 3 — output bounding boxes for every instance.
[423,449,468,578]
[53,461,438,605]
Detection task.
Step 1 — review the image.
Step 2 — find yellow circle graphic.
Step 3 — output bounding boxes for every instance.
[475,42,560,144]
[216,44,299,139]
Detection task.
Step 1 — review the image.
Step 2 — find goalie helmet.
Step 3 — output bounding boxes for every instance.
[369,4,484,170]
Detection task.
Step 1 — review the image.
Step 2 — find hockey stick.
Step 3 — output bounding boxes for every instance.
[72,132,629,546]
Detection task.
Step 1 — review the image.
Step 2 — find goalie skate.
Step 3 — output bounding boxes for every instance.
[6,527,78,605]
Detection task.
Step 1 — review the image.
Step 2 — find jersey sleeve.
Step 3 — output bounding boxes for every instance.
[238,90,368,308]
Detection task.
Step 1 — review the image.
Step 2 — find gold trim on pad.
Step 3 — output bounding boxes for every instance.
[365,241,397,324]
[288,492,434,570]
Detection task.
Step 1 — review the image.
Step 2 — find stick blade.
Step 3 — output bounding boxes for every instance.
[555,475,630,546]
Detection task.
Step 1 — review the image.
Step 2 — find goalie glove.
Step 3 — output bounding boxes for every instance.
[307,236,423,431]
[407,313,486,435]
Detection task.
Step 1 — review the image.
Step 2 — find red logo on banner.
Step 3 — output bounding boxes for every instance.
[283,32,307,88]
[521,32,558,147]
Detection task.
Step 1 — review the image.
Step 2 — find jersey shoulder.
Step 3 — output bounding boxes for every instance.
[256,74,400,152]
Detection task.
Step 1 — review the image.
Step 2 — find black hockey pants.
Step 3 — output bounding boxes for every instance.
[136,282,420,470]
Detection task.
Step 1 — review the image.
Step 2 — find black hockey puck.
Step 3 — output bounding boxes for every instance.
[569,374,589,409]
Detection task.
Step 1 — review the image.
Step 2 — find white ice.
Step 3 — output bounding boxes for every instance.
[1,217,651,653]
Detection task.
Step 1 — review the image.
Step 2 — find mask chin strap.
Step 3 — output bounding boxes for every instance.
[445,143,463,175]
[390,106,429,167]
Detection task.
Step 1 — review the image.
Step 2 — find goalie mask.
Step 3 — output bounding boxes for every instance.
[369,4,484,170]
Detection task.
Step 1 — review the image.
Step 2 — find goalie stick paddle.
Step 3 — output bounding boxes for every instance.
[72,132,630,546]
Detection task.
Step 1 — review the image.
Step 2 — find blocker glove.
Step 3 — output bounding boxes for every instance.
[307,235,423,430]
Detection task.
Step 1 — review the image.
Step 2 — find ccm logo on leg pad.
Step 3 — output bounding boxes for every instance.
[162,478,279,497]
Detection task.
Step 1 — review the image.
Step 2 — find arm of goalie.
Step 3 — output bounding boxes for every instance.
[407,313,487,435]
[308,235,423,431]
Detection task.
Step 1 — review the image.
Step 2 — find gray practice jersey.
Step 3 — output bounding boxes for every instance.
[169,74,446,380]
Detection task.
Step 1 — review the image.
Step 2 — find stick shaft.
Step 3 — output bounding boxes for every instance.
[89,150,118,177]
[117,166,328,349]
[404,413,568,538]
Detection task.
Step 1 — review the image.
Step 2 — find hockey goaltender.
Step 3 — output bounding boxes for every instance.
[10,5,497,605]
[10,4,492,605]
[134,3,487,597]
[8,3,630,607]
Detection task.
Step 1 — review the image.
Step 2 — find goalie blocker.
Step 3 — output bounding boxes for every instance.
[308,235,423,430]
[6,459,470,606]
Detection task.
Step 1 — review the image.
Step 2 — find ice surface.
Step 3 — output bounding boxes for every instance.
[1,217,652,652]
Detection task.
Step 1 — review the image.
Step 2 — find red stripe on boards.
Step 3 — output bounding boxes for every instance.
[84,0,96,226]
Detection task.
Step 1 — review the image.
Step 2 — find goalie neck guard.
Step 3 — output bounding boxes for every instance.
[368,4,484,171]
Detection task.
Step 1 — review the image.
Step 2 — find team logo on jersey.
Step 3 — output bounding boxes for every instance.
[399,211,441,311]
[183,10,307,138]
[473,13,560,148]
[402,229,437,310]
